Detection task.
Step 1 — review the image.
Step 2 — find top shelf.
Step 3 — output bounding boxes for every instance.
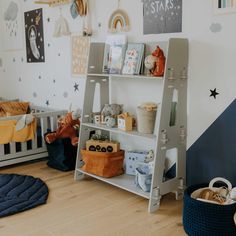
[87,73,164,80]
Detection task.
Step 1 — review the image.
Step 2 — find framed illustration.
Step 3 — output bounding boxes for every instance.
[213,0,236,14]
[1,0,24,51]
[71,35,90,76]
[24,8,45,63]
[122,43,145,75]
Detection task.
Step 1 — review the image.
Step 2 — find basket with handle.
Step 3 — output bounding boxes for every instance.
[183,177,236,236]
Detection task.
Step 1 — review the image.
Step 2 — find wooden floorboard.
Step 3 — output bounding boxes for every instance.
[0,161,186,236]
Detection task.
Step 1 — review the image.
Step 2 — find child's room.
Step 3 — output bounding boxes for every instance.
[0,0,236,235]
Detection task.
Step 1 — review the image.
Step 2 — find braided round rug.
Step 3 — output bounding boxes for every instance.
[0,174,49,217]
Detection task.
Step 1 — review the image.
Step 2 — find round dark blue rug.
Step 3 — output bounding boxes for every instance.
[0,174,49,217]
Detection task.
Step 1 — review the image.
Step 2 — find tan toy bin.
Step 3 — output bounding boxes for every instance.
[81,149,124,178]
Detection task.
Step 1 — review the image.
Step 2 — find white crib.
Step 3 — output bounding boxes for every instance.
[0,105,67,167]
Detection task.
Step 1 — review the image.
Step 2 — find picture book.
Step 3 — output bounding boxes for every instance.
[102,34,127,74]
[122,43,145,75]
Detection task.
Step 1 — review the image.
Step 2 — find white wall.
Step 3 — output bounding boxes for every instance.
[0,0,236,148]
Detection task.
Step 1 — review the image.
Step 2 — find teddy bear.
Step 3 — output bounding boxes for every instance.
[45,110,80,146]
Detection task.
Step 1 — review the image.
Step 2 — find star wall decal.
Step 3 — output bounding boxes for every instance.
[74,82,79,92]
[210,88,219,99]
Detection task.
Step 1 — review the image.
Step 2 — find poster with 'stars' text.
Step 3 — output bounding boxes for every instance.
[143,0,182,34]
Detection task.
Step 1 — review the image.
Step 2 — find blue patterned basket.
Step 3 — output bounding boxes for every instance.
[183,184,236,236]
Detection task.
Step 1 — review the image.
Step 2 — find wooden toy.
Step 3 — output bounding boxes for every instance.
[117,112,132,131]
[86,139,120,153]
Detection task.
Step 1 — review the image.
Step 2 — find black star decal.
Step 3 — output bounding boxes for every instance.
[47,17,50,22]
[210,88,219,99]
[46,100,50,106]
[74,82,79,92]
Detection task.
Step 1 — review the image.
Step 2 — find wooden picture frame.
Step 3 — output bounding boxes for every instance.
[213,0,236,15]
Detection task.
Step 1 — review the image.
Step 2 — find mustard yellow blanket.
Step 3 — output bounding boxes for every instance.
[0,119,36,144]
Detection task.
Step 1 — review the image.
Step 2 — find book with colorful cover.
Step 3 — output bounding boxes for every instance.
[102,34,127,74]
[122,43,145,75]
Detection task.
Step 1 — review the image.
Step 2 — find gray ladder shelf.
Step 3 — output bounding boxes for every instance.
[74,38,189,213]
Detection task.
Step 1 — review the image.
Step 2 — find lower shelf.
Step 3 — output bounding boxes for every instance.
[76,168,150,199]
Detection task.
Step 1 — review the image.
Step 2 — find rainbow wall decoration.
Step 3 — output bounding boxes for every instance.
[108,9,130,33]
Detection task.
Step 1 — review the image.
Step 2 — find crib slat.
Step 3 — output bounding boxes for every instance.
[10,142,16,155]
[50,116,57,131]
[21,142,27,152]
[32,135,38,149]
[0,145,5,156]
[40,117,48,148]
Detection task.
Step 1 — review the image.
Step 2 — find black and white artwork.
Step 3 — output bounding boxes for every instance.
[24,8,45,63]
[143,0,182,34]
[1,0,23,50]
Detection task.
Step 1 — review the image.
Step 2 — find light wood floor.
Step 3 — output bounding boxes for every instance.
[0,160,186,236]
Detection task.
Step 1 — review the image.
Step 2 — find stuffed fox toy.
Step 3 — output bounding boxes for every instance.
[45,110,80,146]
[151,46,165,77]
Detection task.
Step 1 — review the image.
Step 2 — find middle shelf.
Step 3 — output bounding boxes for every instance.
[82,122,157,140]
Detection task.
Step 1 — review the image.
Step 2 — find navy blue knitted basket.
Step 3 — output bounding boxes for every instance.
[183,184,236,236]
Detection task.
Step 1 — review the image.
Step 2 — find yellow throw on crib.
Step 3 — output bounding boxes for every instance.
[0,118,36,144]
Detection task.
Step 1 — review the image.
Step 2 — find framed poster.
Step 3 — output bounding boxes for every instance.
[1,0,23,51]
[24,8,45,63]
[213,0,236,15]
[143,0,182,34]
[71,35,90,76]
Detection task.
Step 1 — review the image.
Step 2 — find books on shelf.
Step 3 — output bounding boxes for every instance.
[122,43,145,75]
[102,34,127,74]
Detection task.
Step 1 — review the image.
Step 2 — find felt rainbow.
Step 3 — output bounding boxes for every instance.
[108,9,130,32]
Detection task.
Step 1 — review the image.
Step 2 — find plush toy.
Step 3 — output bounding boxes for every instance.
[101,104,123,117]
[45,110,80,146]
[151,46,165,77]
